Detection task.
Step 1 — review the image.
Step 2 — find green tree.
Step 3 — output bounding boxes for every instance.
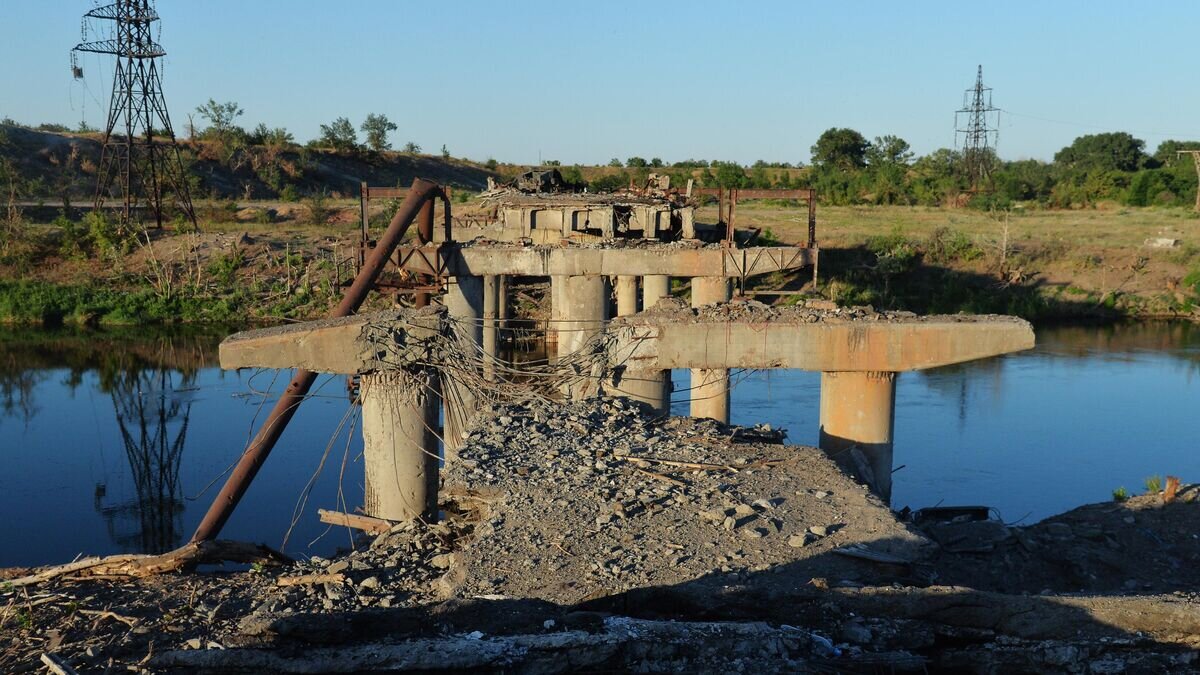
[811,127,869,171]
[361,113,397,152]
[1054,132,1147,172]
[1152,139,1200,167]
[649,157,663,168]
[441,144,450,159]
[626,157,648,168]
[712,161,748,188]
[195,99,244,137]
[319,117,358,152]
[866,135,914,167]
[608,158,623,167]
[402,141,422,154]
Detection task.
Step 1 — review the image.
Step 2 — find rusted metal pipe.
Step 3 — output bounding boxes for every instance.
[190,178,444,543]
[414,200,434,308]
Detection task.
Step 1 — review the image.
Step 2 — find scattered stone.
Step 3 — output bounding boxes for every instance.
[808,525,828,538]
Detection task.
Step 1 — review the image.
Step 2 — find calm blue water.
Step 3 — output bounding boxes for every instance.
[1,323,1197,567]
[673,322,1200,523]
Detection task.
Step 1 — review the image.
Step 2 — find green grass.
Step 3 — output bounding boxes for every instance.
[0,279,246,325]
[1145,475,1163,494]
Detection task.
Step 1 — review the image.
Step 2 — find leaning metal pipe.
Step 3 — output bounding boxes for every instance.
[190,178,445,543]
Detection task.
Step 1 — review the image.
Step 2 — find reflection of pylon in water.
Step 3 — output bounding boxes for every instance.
[955,65,1000,192]
[71,0,196,229]
[95,368,192,554]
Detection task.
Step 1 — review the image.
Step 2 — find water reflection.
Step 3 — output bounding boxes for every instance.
[0,327,219,562]
[95,368,195,553]
[0,321,1197,567]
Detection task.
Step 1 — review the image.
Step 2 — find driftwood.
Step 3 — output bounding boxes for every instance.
[8,541,286,587]
[317,509,394,535]
[276,573,346,587]
[39,653,79,675]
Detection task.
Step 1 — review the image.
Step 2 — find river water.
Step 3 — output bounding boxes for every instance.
[1,322,1197,567]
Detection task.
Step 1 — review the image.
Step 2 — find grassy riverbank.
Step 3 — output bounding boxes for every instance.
[1,202,1198,326]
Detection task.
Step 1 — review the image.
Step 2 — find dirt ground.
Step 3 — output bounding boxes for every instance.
[2,397,1198,673]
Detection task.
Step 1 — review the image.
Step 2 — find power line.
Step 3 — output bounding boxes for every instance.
[71,0,196,229]
[955,65,999,192]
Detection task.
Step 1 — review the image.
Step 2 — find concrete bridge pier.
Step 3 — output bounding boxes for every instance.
[689,277,731,423]
[360,369,441,521]
[557,275,608,358]
[443,275,483,451]
[616,275,639,316]
[818,371,898,502]
[482,275,499,381]
[609,275,669,413]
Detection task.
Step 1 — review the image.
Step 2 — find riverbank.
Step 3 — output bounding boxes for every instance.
[2,397,1197,673]
[1,203,1198,326]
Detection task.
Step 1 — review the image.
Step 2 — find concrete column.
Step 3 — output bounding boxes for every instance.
[497,274,509,339]
[442,275,483,453]
[548,274,567,347]
[559,275,607,357]
[360,370,440,522]
[819,371,897,502]
[689,277,731,423]
[482,275,499,381]
[641,274,673,411]
[616,275,639,317]
[611,274,667,412]
[642,275,671,309]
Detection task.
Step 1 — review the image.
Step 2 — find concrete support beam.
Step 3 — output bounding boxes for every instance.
[219,310,443,374]
[396,245,816,279]
[615,276,639,317]
[442,276,483,451]
[548,275,566,347]
[559,275,608,358]
[610,275,668,412]
[642,275,671,308]
[497,274,509,338]
[819,371,896,502]
[608,314,1036,373]
[360,370,440,521]
[689,277,731,423]
[482,275,499,381]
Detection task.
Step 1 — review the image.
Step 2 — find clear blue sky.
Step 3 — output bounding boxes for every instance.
[2,1,1197,165]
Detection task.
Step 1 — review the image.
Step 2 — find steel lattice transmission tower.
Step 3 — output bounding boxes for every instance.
[72,0,196,229]
[955,65,1000,192]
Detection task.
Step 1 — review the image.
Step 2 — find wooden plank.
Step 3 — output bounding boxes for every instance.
[318,509,394,535]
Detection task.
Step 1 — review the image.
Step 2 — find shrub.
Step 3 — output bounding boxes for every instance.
[305,189,332,225]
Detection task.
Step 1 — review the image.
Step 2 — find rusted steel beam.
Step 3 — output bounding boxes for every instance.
[190,178,445,543]
[693,188,815,201]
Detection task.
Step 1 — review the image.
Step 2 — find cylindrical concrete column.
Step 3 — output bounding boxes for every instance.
[611,368,670,414]
[360,370,440,522]
[642,275,671,309]
[616,275,639,317]
[819,371,897,502]
[482,275,499,381]
[641,274,673,409]
[689,276,731,423]
[559,275,607,357]
[548,274,567,347]
[442,275,483,453]
[497,274,509,341]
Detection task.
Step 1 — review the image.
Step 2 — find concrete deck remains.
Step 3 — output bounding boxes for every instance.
[608,301,1035,372]
[395,242,816,278]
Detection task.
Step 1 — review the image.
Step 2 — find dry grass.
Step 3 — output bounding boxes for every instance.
[703,203,1200,251]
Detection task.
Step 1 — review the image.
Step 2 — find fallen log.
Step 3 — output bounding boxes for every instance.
[8,541,287,587]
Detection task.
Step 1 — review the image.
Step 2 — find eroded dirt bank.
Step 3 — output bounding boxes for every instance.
[3,398,1199,673]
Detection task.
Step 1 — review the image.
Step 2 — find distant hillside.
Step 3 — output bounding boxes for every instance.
[0,124,500,202]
